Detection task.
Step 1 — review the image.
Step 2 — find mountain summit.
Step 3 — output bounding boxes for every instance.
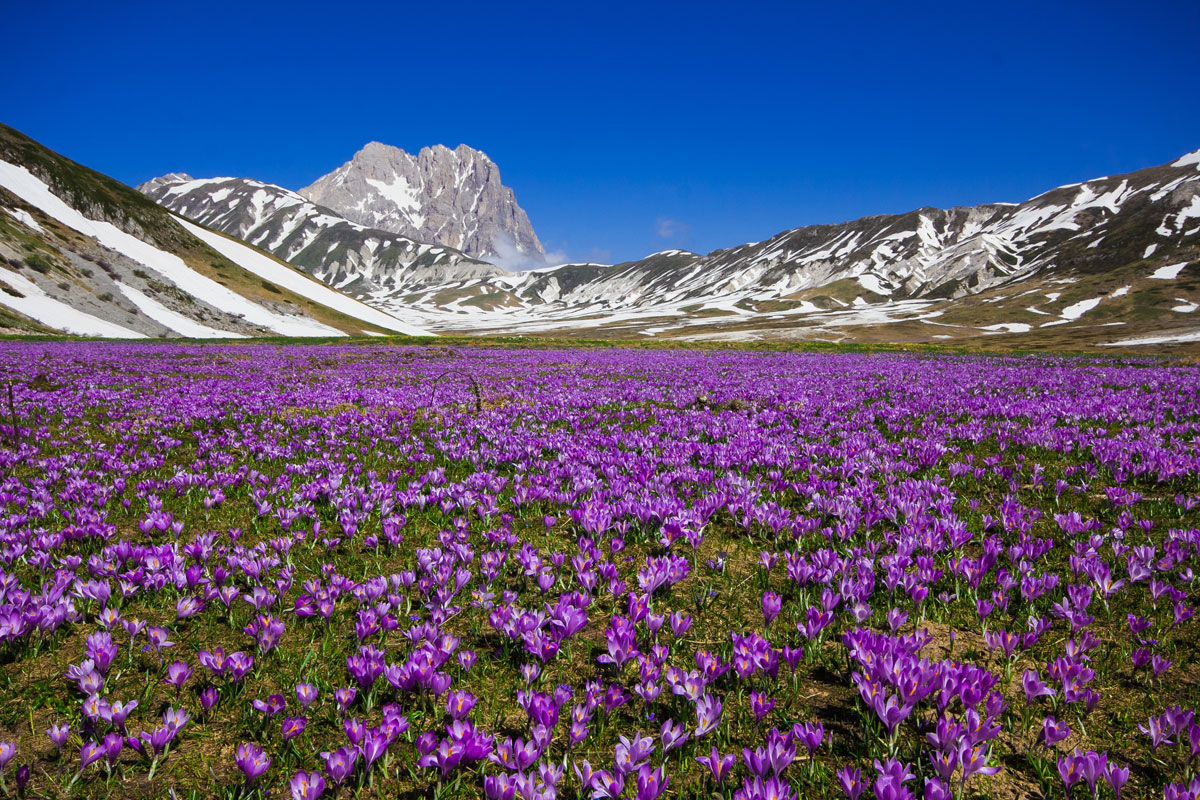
[298,142,545,267]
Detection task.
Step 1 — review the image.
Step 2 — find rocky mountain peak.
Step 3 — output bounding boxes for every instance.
[299,141,544,267]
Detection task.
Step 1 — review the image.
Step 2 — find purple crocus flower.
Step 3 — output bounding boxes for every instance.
[139,726,176,757]
[360,726,390,770]
[80,741,105,771]
[761,591,782,626]
[1057,751,1081,792]
[794,721,824,756]
[164,660,193,694]
[13,764,28,793]
[295,682,318,709]
[696,747,736,785]
[922,777,950,800]
[1139,715,1176,752]
[252,694,287,717]
[635,764,669,800]
[320,746,358,786]
[417,739,463,777]
[103,733,123,766]
[153,708,186,740]
[659,719,689,753]
[872,758,914,800]
[235,742,271,783]
[958,742,1002,783]
[290,769,325,800]
[694,693,723,737]
[750,690,776,723]
[144,626,174,655]
[281,716,307,742]
[1022,670,1055,705]
[615,732,655,775]
[484,773,518,800]
[1038,717,1071,748]
[739,775,796,800]
[1105,761,1130,800]
[334,686,356,713]
[47,723,70,751]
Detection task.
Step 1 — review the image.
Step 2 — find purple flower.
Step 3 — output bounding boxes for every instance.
[1057,751,1081,791]
[484,773,518,800]
[144,626,174,654]
[163,706,191,734]
[696,747,736,784]
[0,742,15,772]
[360,726,390,770]
[235,742,271,783]
[252,694,287,717]
[1105,761,1130,800]
[281,716,307,742]
[47,723,70,751]
[739,775,796,800]
[761,591,782,626]
[176,596,202,620]
[659,718,689,753]
[794,721,824,756]
[872,758,914,800]
[139,726,176,757]
[615,732,655,775]
[13,764,28,792]
[922,777,950,800]
[958,742,1002,783]
[1139,715,1175,752]
[1038,716,1071,748]
[320,746,358,786]
[290,769,325,800]
[103,733,123,766]
[1022,670,1055,705]
[164,660,193,693]
[635,763,669,800]
[694,693,723,737]
[417,738,463,777]
[295,682,318,709]
[334,686,356,713]
[80,741,104,771]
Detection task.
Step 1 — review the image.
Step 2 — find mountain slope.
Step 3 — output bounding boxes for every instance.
[135,133,1200,348]
[299,142,545,265]
[138,174,503,298]
[363,150,1199,347]
[0,124,432,338]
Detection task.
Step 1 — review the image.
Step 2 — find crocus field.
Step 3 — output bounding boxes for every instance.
[2,343,1200,800]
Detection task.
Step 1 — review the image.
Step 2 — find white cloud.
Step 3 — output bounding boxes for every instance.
[656,217,689,239]
[487,232,550,271]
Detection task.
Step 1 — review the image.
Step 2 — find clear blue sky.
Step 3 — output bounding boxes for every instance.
[3,0,1197,265]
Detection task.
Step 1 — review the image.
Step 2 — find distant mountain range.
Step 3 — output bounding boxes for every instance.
[2,119,1197,348]
[138,136,1200,348]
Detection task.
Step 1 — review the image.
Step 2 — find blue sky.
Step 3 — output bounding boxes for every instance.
[3,0,1198,265]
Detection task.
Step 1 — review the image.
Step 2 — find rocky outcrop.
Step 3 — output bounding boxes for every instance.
[299,142,545,266]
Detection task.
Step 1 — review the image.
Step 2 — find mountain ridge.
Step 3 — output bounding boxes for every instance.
[80,124,1200,347]
[0,123,432,338]
[298,140,545,266]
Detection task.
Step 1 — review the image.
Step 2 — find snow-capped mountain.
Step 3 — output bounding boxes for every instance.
[370,149,1200,347]
[0,124,431,338]
[299,142,545,266]
[134,131,1200,348]
[138,174,502,297]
